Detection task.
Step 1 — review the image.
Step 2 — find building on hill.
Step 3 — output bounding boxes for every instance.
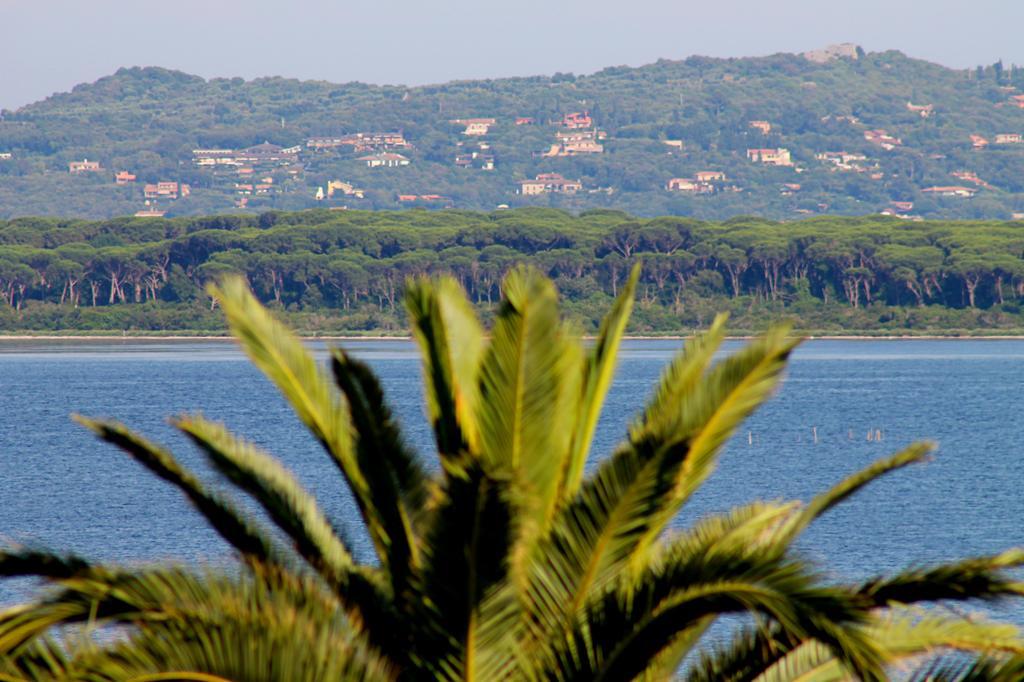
[359,152,410,168]
[455,151,495,170]
[515,117,535,125]
[951,171,991,189]
[695,171,726,182]
[922,186,977,197]
[970,135,990,149]
[748,120,772,134]
[561,112,592,129]
[544,129,604,156]
[906,102,934,118]
[144,181,189,199]
[327,180,364,198]
[69,159,102,173]
[134,209,166,218]
[1010,95,1024,109]
[746,148,792,166]
[234,142,299,165]
[192,149,238,166]
[995,134,1023,145]
[306,132,409,152]
[666,178,714,193]
[451,118,496,136]
[864,130,902,150]
[519,173,582,195]
[802,43,860,63]
[115,171,136,184]
[0,153,12,160]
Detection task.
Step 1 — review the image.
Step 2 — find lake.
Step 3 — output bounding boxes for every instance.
[2,337,1024,606]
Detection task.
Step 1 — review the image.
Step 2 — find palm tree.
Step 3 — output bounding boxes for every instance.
[2,265,1023,681]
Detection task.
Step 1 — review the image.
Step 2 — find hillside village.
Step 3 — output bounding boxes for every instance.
[3,45,1024,220]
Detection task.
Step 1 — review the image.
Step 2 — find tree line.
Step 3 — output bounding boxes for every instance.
[3,208,1024,331]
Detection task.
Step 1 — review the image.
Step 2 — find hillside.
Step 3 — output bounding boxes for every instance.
[2,47,1024,220]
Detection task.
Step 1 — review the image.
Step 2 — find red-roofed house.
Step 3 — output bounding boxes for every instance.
[115,171,136,184]
[561,112,593,129]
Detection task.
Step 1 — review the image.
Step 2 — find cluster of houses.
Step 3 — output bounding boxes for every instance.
[815,151,879,176]
[455,145,495,170]
[192,142,302,170]
[969,133,1022,149]
[306,132,410,152]
[144,181,190,200]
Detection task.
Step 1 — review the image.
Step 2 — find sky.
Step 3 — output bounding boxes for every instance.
[2,0,1024,111]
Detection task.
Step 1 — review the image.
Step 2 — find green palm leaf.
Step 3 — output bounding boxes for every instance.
[560,263,641,500]
[74,417,280,564]
[405,275,485,465]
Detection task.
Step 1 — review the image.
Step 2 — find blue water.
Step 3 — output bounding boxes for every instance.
[2,338,1023,607]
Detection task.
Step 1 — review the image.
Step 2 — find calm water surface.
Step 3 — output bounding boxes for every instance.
[2,338,1023,607]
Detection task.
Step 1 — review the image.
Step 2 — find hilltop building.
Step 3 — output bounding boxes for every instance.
[748,120,772,134]
[922,186,977,197]
[327,180,365,198]
[115,171,137,184]
[451,118,496,136]
[144,182,190,199]
[561,112,593,129]
[359,152,410,168]
[746,148,792,166]
[69,159,102,173]
[306,132,409,151]
[864,130,902,150]
[666,178,714,193]
[519,173,582,195]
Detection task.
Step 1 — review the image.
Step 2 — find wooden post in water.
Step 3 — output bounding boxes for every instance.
[748,432,753,446]
[812,426,818,443]
[867,430,873,442]
[875,429,882,442]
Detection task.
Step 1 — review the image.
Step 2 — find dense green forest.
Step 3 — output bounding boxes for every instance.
[3,47,1024,220]
[3,208,1024,334]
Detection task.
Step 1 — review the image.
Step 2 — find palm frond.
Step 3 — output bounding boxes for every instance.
[776,443,934,546]
[404,275,485,465]
[331,349,429,593]
[476,265,580,532]
[858,549,1024,607]
[74,416,280,563]
[174,415,355,586]
[560,263,640,500]
[414,461,517,681]
[207,278,404,566]
[626,324,799,569]
[523,327,797,636]
[536,549,882,682]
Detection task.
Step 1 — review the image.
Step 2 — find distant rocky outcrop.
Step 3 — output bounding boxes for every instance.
[803,43,862,63]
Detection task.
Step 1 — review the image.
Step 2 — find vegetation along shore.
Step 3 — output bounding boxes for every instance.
[3,208,1024,335]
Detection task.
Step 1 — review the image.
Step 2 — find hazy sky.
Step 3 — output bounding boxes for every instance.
[3,0,1024,111]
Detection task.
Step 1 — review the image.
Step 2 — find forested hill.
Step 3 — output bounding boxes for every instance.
[3,208,1024,335]
[3,47,1024,220]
